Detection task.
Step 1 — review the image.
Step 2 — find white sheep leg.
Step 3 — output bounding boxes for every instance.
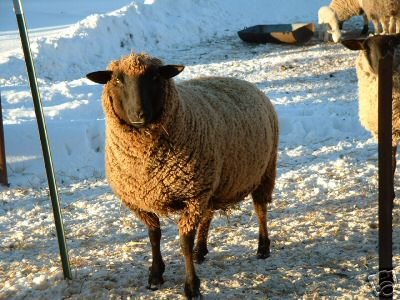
[381,16,390,34]
[372,18,382,34]
[390,16,397,34]
[397,18,400,33]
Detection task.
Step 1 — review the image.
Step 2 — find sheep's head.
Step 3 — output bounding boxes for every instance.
[318,6,341,43]
[330,30,341,43]
[342,34,400,74]
[86,53,184,128]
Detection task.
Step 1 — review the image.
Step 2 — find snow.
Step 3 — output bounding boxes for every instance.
[0,0,399,299]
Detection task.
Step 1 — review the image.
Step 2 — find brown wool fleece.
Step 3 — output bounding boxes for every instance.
[102,53,279,234]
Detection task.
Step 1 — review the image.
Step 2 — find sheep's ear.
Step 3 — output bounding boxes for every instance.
[159,65,185,79]
[86,71,113,84]
[341,39,366,51]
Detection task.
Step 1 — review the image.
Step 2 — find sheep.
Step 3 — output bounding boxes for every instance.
[318,0,369,43]
[319,6,341,42]
[361,0,400,34]
[86,52,279,299]
[342,34,400,177]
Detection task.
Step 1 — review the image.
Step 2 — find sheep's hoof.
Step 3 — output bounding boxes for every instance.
[256,244,270,259]
[184,276,201,299]
[256,250,270,259]
[147,268,165,290]
[256,237,270,259]
[193,246,208,264]
[147,282,163,291]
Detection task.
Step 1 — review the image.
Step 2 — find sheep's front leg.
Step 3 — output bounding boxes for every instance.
[180,229,201,299]
[147,226,165,290]
[135,211,165,290]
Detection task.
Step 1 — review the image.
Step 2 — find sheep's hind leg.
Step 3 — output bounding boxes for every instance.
[252,177,275,259]
[252,197,270,259]
[136,211,165,290]
[180,229,201,299]
[194,208,214,264]
[251,154,276,259]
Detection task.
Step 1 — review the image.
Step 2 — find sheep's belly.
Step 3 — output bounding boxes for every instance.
[210,190,254,210]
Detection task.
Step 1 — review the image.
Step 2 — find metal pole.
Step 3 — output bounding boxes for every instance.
[12,0,72,279]
[378,54,394,299]
[0,91,9,186]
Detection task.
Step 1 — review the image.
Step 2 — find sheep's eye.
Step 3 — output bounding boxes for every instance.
[116,75,124,85]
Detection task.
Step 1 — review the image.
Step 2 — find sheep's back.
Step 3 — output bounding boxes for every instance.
[330,0,363,21]
[361,0,400,19]
[356,49,400,146]
[177,77,278,207]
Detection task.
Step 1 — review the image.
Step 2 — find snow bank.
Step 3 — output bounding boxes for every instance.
[3,0,326,81]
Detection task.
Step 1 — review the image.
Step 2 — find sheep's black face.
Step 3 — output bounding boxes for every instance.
[120,70,162,128]
[363,36,400,74]
[342,34,400,74]
[86,64,184,128]
[122,65,184,128]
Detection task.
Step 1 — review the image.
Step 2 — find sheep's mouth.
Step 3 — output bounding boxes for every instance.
[130,121,147,128]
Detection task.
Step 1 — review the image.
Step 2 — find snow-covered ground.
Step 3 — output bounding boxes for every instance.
[0,0,399,299]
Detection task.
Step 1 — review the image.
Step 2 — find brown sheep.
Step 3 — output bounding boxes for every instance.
[86,52,279,299]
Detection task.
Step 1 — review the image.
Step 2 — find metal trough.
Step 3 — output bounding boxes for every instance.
[238,23,315,44]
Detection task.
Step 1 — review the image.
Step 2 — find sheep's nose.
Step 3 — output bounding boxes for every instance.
[136,111,144,120]
[129,110,147,128]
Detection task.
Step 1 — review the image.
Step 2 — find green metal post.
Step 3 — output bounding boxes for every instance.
[0,91,9,186]
[12,0,72,279]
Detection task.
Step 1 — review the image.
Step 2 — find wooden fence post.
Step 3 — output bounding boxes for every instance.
[378,53,394,299]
